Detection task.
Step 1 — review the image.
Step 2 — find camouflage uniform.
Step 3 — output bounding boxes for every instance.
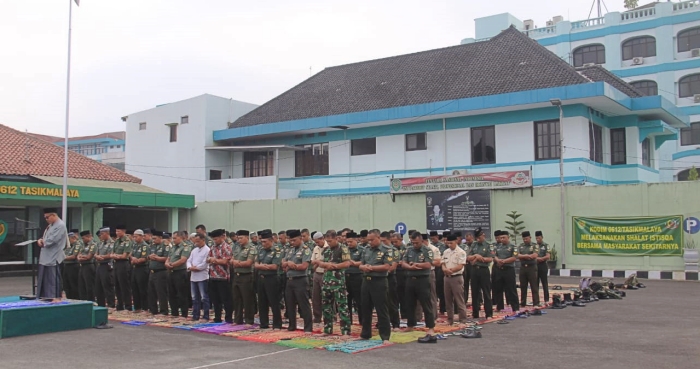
[78,239,96,301]
[321,243,351,335]
[94,238,115,308]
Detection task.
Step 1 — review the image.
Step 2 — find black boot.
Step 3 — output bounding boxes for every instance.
[418,334,438,343]
[563,293,573,306]
[461,328,482,339]
[551,294,566,309]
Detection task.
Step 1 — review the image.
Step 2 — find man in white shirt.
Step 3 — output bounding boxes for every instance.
[187,234,210,321]
[441,234,469,325]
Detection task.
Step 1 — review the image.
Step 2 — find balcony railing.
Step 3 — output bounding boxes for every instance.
[522,25,557,37]
[621,7,656,21]
[571,17,605,30]
[674,0,700,12]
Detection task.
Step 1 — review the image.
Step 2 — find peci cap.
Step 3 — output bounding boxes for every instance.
[286,229,301,238]
[421,233,428,240]
[68,229,79,236]
[446,234,458,242]
[521,231,531,238]
[79,230,91,237]
[152,230,164,237]
[236,230,250,236]
[359,230,368,237]
[209,229,225,238]
[43,208,59,214]
[474,228,485,237]
[143,228,152,235]
[162,232,172,239]
[259,230,273,239]
[346,231,357,239]
[429,231,439,237]
[134,229,145,236]
[535,231,543,237]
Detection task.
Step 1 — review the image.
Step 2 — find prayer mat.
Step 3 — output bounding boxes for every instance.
[220,328,263,338]
[276,337,333,349]
[371,330,425,344]
[194,324,242,334]
[324,340,390,354]
[238,330,306,343]
[121,320,147,326]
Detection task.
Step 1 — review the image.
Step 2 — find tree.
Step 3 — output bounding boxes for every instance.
[624,0,639,10]
[689,166,699,181]
[505,211,526,244]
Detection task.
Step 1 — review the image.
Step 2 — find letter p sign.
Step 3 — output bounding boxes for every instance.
[395,222,407,235]
[684,217,700,234]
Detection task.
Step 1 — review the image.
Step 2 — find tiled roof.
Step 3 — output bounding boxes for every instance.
[576,65,645,98]
[231,26,642,128]
[0,124,141,183]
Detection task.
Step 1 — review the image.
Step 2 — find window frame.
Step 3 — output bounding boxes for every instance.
[641,138,651,168]
[139,122,147,130]
[471,126,496,165]
[181,116,189,124]
[405,133,427,151]
[679,74,700,98]
[169,125,177,143]
[243,151,275,178]
[534,120,561,161]
[630,80,658,96]
[589,122,603,163]
[295,143,329,177]
[678,27,700,53]
[680,122,700,146]
[621,36,656,60]
[351,138,377,156]
[573,44,606,67]
[610,128,627,165]
[209,170,222,180]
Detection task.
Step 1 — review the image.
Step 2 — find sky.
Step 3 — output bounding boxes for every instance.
[1,0,630,137]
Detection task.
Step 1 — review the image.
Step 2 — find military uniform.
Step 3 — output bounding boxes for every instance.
[256,244,283,329]
[62,239,81,299]
[167,242,192,318]
[433,240,447,314]
[518,242,540,306]
[360,244,392,341]
[321,243,351,335]
[394,243,408,319]
[492,242,519,312]
[460,241,473,306]
[536,239,550,303]
[469,241,495,318]
[284,242,313,332]
[231,241,258,325]
[345,243,364,325]
[77,238,96,301]
[94,238,115,308]
[403,245,435,329]
[147,240,169,315]
[382,243,401,329]
[112,234,133,311]
[131,241,150,311]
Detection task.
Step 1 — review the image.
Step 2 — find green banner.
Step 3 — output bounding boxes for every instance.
[0,220,6,245]
[573,216,683,256]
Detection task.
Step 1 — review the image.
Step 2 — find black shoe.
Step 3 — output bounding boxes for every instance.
[461,329,482,339]
[418,334,437,343]
[636,283,646,288]
[571,301,586,307]
[531,309,542,316]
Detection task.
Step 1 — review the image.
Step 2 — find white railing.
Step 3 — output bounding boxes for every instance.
[571,17,605,30]
[523,25,557,38]
[621,7,656,21]
[475,37,491,42]
[674,0,700,12]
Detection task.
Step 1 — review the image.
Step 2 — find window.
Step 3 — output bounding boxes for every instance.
[209,170,222,180]
[589,123,603,163]
[678,27,700,52]
[630,80,658,96]
[295,143,329,177]
[181,116,189,124]
[681,122,700,146]
[573,44,605,67]
[110,145,114,149]
[534,120,560,160]
[642,138,651,168]
[622,36,656,60]
[169,125,177,142]
[244,151,274,178]
[610,128,627,165]
[679,74,700,98]
[406,133,427,151]
[471,126,496,165]
[116,145,121,148]
[351,138,376,156]
[139,122,147,130]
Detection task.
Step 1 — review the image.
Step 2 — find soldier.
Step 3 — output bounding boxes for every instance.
[441,233,469,325]
[358,230,369,248]
[255,229,283,329]
[277,230,289,313]
[468,228,494,320]
[320,230,351,336]
[94,227,115,309]
[403,231,437,343]
[147,231,169,316]
[359,229,392,343]
[535,231,551,305]
[143,228,153,246]
[62,229,81,299]
[310,231,326,326]
[416,233,441,323]
[166,231,191,319]
[430,231,447,315]
[77,230,96,301]
[195,224,214,247]
[111,225,133,312]
[282,229,313,333]
[231,230,258,325]
[344,231,363,325]
[250,232,262,248]
[130,229,150,314]
[518,231,540,308]
[391,233,408,320]
[492,231,519,313]
[381,231,400,330]
[207,229,233,323]
[460,231,474,306]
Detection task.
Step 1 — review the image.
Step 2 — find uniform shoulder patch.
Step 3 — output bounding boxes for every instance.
[427,250,434,258]
[304,249,310,256]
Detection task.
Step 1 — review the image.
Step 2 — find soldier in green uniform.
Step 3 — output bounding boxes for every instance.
[77,230,96,301]
[320,230,351,335]
[381,231,401,330]
[518,231,540,307]
[111,225,133,311]
[345,231,363,325]
[195,224,214,247]
[491,230,519,312]
[391,232,408,320]
[143,228,153,246]
[166,231,191,318]
[535,231,550,305]
[283,229,313,332]
[467,227,494,319]
[460,231,474,306]
[231,230,258,325]
[130,229,150,313]
[277,230,289,314]
[358,230,369,248]
[429,231,447,315]
[94,227,115,309]
[255,229,283,329]
[402,231,437,343]
[359,229,392,343]
[148,231,169,315]
[62,229,81,299]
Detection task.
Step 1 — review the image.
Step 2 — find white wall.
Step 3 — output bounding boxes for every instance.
[495,121,533,163]
[203,177,277,201]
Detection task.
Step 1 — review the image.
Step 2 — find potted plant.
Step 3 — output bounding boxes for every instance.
[505,211,525,271]
[684,239,698,271]
[547,244,558,270]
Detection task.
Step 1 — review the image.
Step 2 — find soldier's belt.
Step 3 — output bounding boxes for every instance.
[445,273,463,277]
[409,275,429,279]
[288,275,306,280]
[150,269,166,273]
[115,260,129,263]
[235,272,252,276]
[364,276,386,280]
[133,265,147,268]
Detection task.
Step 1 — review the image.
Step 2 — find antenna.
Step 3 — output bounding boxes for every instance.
[588,0,609,19]
[309,66,312,77]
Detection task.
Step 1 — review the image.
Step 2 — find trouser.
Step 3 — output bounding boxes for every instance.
[167,269,189,317]
[492,266,519,311]
[322,283,350,335]
[406,275,435,329]
[78,263,95,301]
[131,266,149,311]
[209,279,233,323]
[434,267,445,313]
[285,276,312,332]
[519,264,540,306]
[470,266,493,318]
[232,272,255,324]
[444,274,468,323]
[62,263,80,299]
[94,264,115,308]
[395,269,407,319]
[257,274,282,329]
[345,273,363,325]
[312,272,324,323]
[187,271,193,309]
[463,264,472,304]
[360,276,390,341]
[279,272,287,312]
[37,264,61,299]
[415,270,437,322]
[191,280,210,320]
[386,273,400,328]
[148,270,168,315]
[114,261,132,311]
[537,262,550,303]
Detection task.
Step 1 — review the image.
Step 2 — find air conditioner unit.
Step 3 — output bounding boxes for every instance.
[694,94,700,103]
[692,48,700,58]
[552,15,564,24]
[631,57,644,65]
[582,63,596,67]
[546,20,554,26]
[452,169,468,175]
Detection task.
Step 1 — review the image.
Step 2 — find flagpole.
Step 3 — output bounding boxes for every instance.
[61,0,73,222]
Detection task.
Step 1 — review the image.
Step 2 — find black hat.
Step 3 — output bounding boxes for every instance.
[452,231,462,237]
[429,231,439,237]
[258,229,272,235]
[162,232,171,238]
[446,234,458,242]
[286,229,301,238]
[346,231,357,238]
[152,230,164,237]
[209,229,225,238]
[442,232,451,238]
[43,208,58,214]
[115,224,126,230]
[259,230,273,239]
[494,230,502,237]
[475,228,484,237]
[535,231,543,237]
[421,233,428,240]
[110,231,117,238]
[236,230,250,236]
[79,230,91,237]
[143,228,152,235]
[380,231,391,238]
[522,231,531,238]
[359,230,368,237]
[127,229,135,235]
[68,229,79,236]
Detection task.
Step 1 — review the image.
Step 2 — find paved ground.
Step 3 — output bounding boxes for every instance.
[0,276,697,369]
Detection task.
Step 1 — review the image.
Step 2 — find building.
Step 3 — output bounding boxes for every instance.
[210,27,688,198]
[29,131,126,171]
[0,124,194,273]
[122,94,259,202]
[462,0,700,181]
